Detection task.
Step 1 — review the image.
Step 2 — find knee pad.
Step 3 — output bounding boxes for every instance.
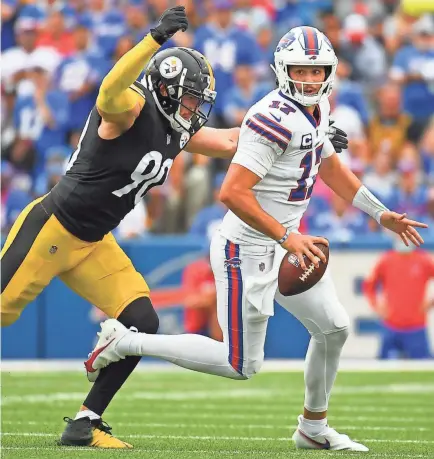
[117,296,159,334]
[325,326,349,350]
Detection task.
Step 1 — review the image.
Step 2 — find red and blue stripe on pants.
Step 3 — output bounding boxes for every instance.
[225,240,244,375]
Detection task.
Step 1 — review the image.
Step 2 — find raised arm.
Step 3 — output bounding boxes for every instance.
[96,7,188,128]
[96,34,160,122]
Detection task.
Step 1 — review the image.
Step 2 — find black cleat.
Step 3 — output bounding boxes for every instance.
[59,416,133,448]
[59,417,93,446]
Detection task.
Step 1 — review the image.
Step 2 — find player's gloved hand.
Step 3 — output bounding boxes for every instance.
[281,233,329,270]
[150,6,189,45]
[328,120,348,153]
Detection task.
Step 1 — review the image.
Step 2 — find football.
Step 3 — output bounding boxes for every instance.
[278,242,329,296]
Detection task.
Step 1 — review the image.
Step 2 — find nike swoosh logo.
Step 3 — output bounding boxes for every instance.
[298,429,331,449]
[84,337,116,373]
[270,112,281,122]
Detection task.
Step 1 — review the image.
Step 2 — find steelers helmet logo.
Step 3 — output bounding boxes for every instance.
[159,56,183,79]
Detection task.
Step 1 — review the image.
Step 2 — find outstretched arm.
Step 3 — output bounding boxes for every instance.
[186,126,240,159]
[320,152,427,246]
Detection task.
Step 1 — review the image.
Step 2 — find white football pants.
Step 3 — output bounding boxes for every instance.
[120,232,350,410]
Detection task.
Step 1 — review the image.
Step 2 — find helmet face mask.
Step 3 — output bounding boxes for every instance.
[273,27,338,107]
[143,48,216,134]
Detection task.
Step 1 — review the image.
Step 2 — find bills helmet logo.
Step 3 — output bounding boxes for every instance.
[276,32,296,52]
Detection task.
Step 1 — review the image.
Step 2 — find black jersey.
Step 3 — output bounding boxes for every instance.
[50,82,191,242]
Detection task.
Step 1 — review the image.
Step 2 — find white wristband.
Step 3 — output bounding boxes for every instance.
[352,185,389,223]
[277,228,290,245]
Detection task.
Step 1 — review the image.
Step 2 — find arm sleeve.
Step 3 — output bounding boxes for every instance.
[231,118,282,179]
[96,34,160,114]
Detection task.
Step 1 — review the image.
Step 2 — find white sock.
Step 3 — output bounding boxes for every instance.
[300,416,328,436]
[304,328,348,411]
[117,332,244,380]
[75,409,100,421]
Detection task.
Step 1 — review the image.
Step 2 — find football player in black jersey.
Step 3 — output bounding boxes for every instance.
[0,6,239,448]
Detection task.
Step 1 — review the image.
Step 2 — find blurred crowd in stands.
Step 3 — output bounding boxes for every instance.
[2,0,434,242]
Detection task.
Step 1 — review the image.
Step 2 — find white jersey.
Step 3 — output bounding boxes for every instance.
[220,89,335,245]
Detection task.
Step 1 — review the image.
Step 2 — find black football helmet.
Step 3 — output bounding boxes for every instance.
[142,47,216,134]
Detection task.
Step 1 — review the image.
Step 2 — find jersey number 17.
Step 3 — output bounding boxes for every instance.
[289,144,323,201]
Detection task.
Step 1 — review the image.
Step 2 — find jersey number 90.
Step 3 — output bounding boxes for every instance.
[112,151,173,205]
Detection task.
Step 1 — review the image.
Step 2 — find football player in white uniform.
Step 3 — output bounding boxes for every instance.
[85,27,427,451]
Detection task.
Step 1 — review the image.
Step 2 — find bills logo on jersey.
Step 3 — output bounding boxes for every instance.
[301,133,313,150]
[180,132,190,149]
[276,31,296,52]
[224,257,242,269]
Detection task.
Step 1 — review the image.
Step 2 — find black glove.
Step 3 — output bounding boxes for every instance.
[150,6,189,46]
[328,120,348,154]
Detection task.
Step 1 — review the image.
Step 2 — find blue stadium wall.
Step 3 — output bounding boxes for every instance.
[2,235,434,359]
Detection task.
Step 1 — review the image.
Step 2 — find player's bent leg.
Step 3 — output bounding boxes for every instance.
[85,296,159,382]
[276,270,349,411]
[60,297,157,449]
[85,234,271,381]
[88,318,246,379]
[60,234,156,448]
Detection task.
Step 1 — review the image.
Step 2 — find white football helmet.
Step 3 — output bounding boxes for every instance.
[272,26,338,106]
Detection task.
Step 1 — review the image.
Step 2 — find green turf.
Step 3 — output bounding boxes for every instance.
[2,369,434,458]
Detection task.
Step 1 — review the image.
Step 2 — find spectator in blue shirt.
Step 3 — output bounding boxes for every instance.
[194,0,262,124]
[387,157,429,220]
[60,0,88,30]
[334,58,370,126]
[189,172,227,241]
[34,145,72,196]
[80,0,126,59]
[13,49,69,177]
[340,14,387,90]
[57,20,108,135]
[421,121,434,184]
[1,0,18,51]
[390,15,434,137]
[3,171,33,233]
[125,0,150,45]
[308,192,368,243]
[222,64,270,127]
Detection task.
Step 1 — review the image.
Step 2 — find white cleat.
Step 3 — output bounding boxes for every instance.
[292,416,369,452]
[84,319,135,382]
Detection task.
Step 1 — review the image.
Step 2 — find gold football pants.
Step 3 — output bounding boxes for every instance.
[1,195,150,327]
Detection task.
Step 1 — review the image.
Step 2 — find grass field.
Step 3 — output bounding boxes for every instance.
[1,368,434,458]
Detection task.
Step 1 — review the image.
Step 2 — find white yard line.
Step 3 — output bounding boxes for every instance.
[3,413,433,424]
[2,432,434,444]
[0,448,428,458]
[3,382,434,406]
[2,359,434,372]
[1,420,429,432]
